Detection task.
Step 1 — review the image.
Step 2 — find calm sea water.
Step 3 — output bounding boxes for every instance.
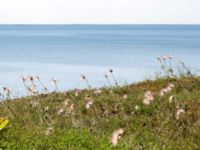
[0,25,200,96]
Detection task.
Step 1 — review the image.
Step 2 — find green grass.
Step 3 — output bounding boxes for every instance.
[1,76,200,149]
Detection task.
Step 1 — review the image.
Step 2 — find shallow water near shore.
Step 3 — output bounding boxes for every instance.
[0,25,200,96]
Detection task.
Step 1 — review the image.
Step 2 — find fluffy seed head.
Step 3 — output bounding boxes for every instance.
[176,108,185,120]
[111,128,124,147]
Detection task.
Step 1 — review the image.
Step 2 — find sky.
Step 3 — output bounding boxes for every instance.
[0,0,200,24]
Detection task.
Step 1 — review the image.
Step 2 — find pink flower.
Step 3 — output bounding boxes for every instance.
[143,98,151,105]
[111,128,124,147]
[176,108,185,120]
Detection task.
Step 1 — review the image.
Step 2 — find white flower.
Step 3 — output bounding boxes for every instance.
[51,78,58,84]
[57,108,64,115]
[163,55,173,61]
[68,104,75,112]
[160,88,167,96]
[94,89,102,95]
[135,105,139,110]
[168,83,175,88]
[176,109,185,120]
[30,101,39,108]
[63,100,69,106]
[123,94,128,100]
[3,86,12,94]
[111,128,124,147]
[45,127,53,136]
[44,106,49,112]
[86,101,93,109]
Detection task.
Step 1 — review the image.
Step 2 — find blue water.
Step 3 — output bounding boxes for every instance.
[0,25,200,96]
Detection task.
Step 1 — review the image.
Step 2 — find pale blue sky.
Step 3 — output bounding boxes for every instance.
[0,0,199,24]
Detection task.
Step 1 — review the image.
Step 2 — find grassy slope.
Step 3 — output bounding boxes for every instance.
[1,77,200,149]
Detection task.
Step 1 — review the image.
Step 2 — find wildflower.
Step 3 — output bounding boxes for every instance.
[143,98,150,105]
[104,73,108,78]
[135,105,139,110]
[80,74,91,89]
[143,91,154,105]
[108,69,118,87]
[30,101,39,108]
[111,128,124,147]
[169,95,175,103]
[163,55,172,61]
[27,75,34,82]
[21,76,28,82]
[159,83,175,96]
[168,83,175,89]
[45,127,53,136]
[64,100,69,106]
[57,108,64,115]
[179,61,185,66]
[176,108,185,120]
[94,89,102,95]
[51,78,58,84]
[104,73,112,87]
[144,91,154,101]
[2,86,12,99]
[36,75,40,80]
[160,88,168,96]
[27,85,38,95]
[156,57,162,62]
[109,69,113,73]
[86,101,93,109]
[68,104,75,112]
[44,106,49,113]
[74,89,81,97]
[51,78,59,91]
[123,94,128,100]
[3,87,11,94]
[80,74,86,80]
[36,75,48,92]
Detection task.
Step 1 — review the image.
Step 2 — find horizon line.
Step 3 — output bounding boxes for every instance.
[0,23,200,26]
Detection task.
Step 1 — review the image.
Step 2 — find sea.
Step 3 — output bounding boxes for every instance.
[0,25,200,97]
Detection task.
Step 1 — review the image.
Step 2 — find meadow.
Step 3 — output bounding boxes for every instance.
[1,56,200,149]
